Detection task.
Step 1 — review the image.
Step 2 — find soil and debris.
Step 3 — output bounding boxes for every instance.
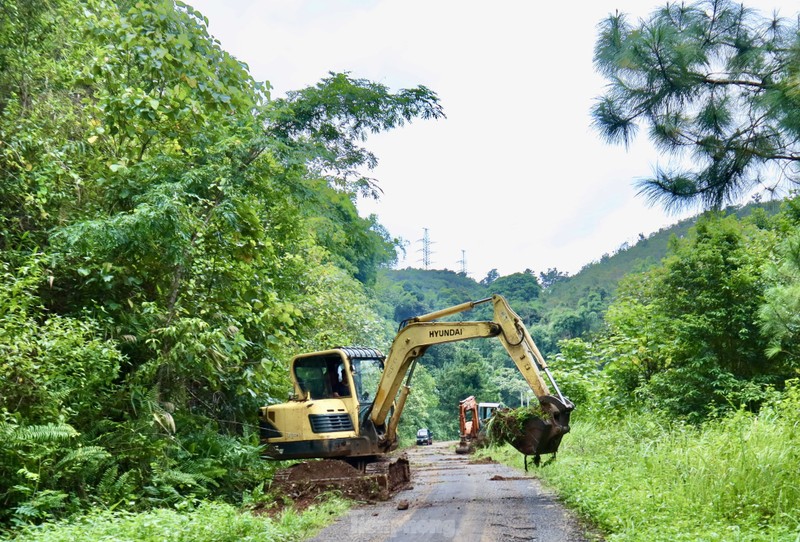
[261,456,410,514]
[489,474,529,481]
[469,456,497,465]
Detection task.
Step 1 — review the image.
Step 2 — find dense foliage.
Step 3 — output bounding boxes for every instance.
[0,0,442,529]
[374,202,797,440]
[599,212,790,419]
[9,498,350,542]
[484,383,800,541]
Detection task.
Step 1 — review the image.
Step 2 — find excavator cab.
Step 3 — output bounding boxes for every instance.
[289,350,384,403]
[260,348,389,460]
[478,402,501,422]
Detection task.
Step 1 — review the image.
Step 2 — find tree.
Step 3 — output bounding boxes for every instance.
[480,268,499,286]
[491,367,534,407]
[300,180,398,285]
[434,348,499,419]
[593,0,800,211]
[601,213,781,419]
[759,199,800,365]
[0,0,95,254]
[760,231,800,362]
[491,270,542,302]
[396,365,441,443]
[538,268,569,289]
[41,1,445,420]
[265,71,444,198]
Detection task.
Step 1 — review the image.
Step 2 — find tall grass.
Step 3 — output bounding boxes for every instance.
[484,389,800,541]
[5,498,350,542]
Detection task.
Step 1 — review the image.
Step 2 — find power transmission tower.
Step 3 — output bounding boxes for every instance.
[417,228,434,269]
[457,250,468,275]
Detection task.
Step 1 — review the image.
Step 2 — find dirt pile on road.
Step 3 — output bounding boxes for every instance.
[279,459,360,482]
[269,456,410,508]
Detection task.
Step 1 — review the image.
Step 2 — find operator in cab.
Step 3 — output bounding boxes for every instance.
[333,364,350,397]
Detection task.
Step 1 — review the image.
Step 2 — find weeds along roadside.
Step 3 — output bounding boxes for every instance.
[5,497,350,542]
[477,388,800,542]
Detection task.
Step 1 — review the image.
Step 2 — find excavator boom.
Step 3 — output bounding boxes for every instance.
[365,295,573,455]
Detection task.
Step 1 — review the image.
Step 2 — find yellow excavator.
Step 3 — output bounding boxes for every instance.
[259,295,573,487]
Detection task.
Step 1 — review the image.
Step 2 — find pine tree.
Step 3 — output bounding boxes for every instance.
[593,0,800,210]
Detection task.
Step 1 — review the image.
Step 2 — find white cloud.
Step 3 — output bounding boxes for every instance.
[189,0,794,279]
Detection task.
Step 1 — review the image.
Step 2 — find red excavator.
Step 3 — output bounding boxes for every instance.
[456,395,479,454]
[456,396,502,454]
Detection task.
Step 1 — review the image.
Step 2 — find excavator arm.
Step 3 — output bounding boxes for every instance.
[367,295,574,453]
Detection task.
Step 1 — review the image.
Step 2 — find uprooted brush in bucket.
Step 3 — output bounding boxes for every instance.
[486,396,572,467]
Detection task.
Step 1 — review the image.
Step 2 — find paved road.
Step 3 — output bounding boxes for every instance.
[306,440,593,542]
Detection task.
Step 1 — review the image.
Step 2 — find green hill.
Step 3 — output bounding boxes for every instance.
[544,200,782,311]
[375,200,783,354]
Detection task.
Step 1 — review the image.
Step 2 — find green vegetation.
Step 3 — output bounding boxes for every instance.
[2,0,800,540]
[479,191,800,542]
[8,498,350,542]
[1,0,438,536]
[372,201,795,443]
[484,405,548,447]
[482,389,800,541]
[594,0,800,210]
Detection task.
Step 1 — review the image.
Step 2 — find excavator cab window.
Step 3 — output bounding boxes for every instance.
[351,357,383,404]
[351,357,383,423]
[294,354,348,399]
[478,403,501,422]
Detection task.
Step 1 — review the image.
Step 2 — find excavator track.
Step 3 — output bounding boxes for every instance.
[365,454,411,494]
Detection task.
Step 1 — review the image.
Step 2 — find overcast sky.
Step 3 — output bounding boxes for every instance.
[187,0,795,281]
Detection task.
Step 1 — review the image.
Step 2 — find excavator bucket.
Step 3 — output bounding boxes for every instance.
[455,437,472,455]
[489,396,573,464]
[366,455,411,495]
[514,396,572,461]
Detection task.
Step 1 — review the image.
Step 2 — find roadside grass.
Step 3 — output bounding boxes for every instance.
[479,403,800,542]
[5,497,350,542]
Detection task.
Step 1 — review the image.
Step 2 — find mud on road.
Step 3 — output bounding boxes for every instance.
[305,441,594,542]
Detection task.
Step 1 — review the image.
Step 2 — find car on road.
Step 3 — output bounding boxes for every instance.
[416,428,433,445]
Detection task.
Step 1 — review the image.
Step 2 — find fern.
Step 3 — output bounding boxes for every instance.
[52,445,110,474]
[157,467,215,489]
[96,465,137,508]
[141,462,220,506]
[11,489,70,524]
[96,465,120,497]
[2,422,78,444]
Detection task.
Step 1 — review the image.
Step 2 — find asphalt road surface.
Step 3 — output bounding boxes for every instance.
[305,440,594,542]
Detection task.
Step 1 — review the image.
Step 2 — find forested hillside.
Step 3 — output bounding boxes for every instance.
[376,200,781,357]
[373,199,796,439]
[539,200,784,345]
